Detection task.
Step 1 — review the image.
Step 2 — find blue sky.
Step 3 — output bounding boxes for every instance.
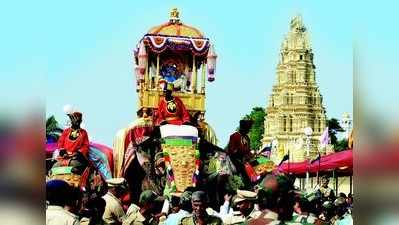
[2,1,359,146]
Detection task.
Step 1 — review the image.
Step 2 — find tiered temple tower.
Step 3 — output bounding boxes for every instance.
[262,15,328,163]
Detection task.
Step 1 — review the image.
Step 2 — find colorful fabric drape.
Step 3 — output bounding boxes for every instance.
[160,124,199,193]
[113,127,130,178]
[122,118,154,177]
[46,142,113,180]
[113,118,154,178]
[89,143,113,180]
[136,35,210,56]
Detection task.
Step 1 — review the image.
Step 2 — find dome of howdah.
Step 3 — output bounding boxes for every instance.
[147,8,204,38]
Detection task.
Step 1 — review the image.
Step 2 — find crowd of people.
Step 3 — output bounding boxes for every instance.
[47,83,352,225]
[46,173,353,225]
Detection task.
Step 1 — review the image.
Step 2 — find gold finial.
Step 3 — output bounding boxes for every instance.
[169,8,180,23]
[290,14,306,32]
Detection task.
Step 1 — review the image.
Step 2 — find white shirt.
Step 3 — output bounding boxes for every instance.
[102,192,126,224]
[219,201,234,216]
[46,205,80,225]
[163,209,190,225]
[204,201,234,221]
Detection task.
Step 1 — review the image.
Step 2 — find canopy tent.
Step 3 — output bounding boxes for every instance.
[276,150,353,176]
[46,142,114,180]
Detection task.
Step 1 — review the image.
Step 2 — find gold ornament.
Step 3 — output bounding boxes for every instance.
[170,8,179,19]
[167,100,177,113]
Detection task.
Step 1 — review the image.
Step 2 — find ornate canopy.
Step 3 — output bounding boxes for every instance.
[148,8,204,38]
[134,8,210,57]
[133,8,217,112]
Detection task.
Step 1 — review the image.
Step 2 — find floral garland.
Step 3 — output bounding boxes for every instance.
[139,35,210,56]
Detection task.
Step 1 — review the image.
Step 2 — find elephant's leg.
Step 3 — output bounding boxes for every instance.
[125,156,146,205]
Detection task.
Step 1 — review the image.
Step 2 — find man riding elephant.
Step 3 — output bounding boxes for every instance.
[227,119,254,188]
[54,111,89,174]
[155,82,191,126]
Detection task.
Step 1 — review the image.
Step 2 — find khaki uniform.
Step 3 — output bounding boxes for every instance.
[102,192,126,224]
[223,211,246,225]
[223,210,261,225]
[122,204,145,225]
[248,210,304,225]
[178,215,223,225]
[247,210,277,225]
[46,205,80,225]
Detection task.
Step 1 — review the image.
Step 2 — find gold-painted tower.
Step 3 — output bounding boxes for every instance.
[262,15,327,163]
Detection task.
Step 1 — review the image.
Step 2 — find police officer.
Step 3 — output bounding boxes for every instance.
[178,191,223,225]
[103,178,128,225]
[248,174,303,225]
[46,179,80,225]
[223,190,260,224]
[123,190,164,225]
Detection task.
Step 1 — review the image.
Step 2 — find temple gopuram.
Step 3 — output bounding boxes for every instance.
[262,15,328,163]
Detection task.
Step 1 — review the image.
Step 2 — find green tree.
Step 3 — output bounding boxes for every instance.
[243,107,266,150]
[327,118,345,149]
[335,139,349,151]
[46,115,63,142]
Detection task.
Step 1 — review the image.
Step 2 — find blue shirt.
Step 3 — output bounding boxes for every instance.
[164,210,190,225]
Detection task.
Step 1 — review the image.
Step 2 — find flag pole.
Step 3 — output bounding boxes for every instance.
[288,149,290,175]
[316,152,320,184]
[317,127,329,187]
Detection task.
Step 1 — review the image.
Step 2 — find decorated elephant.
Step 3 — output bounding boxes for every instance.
[46,142,113,199]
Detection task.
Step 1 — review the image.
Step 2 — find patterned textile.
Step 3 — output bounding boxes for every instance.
[48,166,81,188]
[46,142,113,180]
[160,124,199,192]
[113,128,130,178]
[122,118,154,176]
[88,144,113,180]
[113,118,153,178]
